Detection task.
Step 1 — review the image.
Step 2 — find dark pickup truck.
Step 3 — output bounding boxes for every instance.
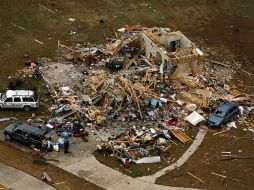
[4,123,53,149]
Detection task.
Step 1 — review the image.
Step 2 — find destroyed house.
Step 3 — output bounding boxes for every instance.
[141,28,204,76]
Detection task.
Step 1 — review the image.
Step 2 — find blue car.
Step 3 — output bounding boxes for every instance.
[208,102,239,128]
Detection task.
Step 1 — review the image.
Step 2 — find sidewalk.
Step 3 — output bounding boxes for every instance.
[56,128,207,190]
[63,156,196,190]
[0,163,55,190]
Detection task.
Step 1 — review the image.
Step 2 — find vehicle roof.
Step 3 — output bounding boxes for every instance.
[218,102,237,112]
[6,90,35,98]
[16,124,47,136]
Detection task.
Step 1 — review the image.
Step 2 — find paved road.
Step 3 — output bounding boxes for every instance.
[0,163,55,190]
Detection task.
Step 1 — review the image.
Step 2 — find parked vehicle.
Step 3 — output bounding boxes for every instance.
[4,123,53,149]
[208,102,240,128]
[0,90,38,111]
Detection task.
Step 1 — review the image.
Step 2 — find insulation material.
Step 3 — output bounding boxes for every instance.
[185,111,205,126]
[227,121,237,129]
[180,91,203,105]
[134,156,161,164]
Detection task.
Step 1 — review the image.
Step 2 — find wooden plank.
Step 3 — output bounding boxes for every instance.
[60,110,77,119]
[127,24,141,33]
[10,23,26,30]
[124,55,138,70]
[162,144,172,152]
[38,3,55,14]
[59,42,76,52]
[140,55,156,68]
[204,59,230,67]
[74,81,84,92]
[170,129,191,143]
[187,171,205,184]
[120,77,143,119]
[213,130,228,136]
[128,81,143,119]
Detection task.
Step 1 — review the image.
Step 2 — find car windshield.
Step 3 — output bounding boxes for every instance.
[1,93,6,101]
[214,110,226,118]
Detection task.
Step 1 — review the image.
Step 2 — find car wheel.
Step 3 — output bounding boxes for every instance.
[30,144,36,149]
[5,134,11,140]
[23,106,31,111]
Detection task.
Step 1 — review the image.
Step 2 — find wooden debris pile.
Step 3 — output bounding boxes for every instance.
[15,25,254,166]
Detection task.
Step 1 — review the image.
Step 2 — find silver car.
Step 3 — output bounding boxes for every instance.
[0,90,39,111]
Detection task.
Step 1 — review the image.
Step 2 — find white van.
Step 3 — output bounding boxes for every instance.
[0,90,39,111]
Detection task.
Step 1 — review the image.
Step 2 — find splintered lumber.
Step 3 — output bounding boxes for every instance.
[232,60,240,68]
[59,42,76,52]
[42,172,52,183]
[211,172,227,178]
[120,77,143,118]
[211,172,239,182]
[74,81,84,92]
[204,59,230,67]
[187,172,205,184]
[10,23,26,30]
[124,55,138,69]
[170,129,192,143]
[141,55,156,68]
[129,81,143,119]
[213,130,228,136]
[220,155,254,160]
[114,36,140,56]
[95,78,107,90]
[35,39,44,45]
[127,24,141,33]
[162,144,172,152]
[241,69,253,76]
[120,78,133,98]
[38,3,55,14]
[202,96,209,108]
[123,168,133,173]
[60,110,77,119]
[112,28,118,39]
